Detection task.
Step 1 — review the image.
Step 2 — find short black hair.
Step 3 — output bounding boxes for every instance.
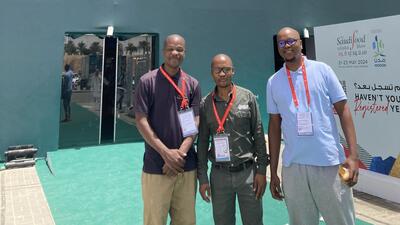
[64,64,70,71]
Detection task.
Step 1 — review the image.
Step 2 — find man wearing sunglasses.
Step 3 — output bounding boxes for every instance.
[267,27,358,225]
[197,54,269,225]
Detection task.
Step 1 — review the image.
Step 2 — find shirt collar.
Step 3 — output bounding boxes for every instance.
[213,82,235,102]
[283,56,308,74]
[160,63,182,80]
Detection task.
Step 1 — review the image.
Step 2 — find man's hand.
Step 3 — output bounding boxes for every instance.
[162,164,178,177]
[253,174,266,200]
[199,183,212,203]
[334,100,358,187]
[161,149,186,173]
[342,157,359,187]
[269,174,284,201]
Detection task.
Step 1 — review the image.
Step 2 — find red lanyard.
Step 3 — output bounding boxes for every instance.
[285,59,311,109]
[159,66,189,109]
[212,85,237,133]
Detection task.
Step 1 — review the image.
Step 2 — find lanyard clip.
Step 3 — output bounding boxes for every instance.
[216,126,225,134]
[180,97,189,109]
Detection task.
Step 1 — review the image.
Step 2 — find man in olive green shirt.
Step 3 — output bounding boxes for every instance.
[197,54,269,225]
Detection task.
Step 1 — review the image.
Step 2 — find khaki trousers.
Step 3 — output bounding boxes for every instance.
[142,170,197,225]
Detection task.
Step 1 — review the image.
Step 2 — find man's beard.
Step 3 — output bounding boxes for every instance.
[284,55,298,62]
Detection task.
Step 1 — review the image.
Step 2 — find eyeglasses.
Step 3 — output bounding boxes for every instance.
[278,38,299,48]
[212,67,234,74]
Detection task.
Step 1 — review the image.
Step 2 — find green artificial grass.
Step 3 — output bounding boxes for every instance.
[36,143,371,225]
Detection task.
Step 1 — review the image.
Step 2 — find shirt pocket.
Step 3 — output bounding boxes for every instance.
[235,108,252,131]
[237,110,251,118]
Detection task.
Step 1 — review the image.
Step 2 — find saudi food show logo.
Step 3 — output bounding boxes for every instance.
[337,30,368,68]
[337,30,366,50]
[372,35,386,67]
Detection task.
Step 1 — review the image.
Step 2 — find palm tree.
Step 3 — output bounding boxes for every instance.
[138,41,150,55]
[125,43,138,55]
[77,41,88,55]
[118,43,124,55]
[64,40,77,55]
[89,42,102,55]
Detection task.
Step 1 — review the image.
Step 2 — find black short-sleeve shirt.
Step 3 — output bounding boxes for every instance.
[134,67,201,174]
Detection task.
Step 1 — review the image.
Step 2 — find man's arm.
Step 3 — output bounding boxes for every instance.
[196,101,210,185]
[166,82,201,175]
[250,95,268,174]
[268,114,284,200]
[163,116,199,176]
[334,100,359,186]
[249,94,268,200]
[197,101,212,202]
[179,116,200,153]
[135,112,185,173]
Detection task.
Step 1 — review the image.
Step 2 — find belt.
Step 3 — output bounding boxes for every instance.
[213,160,254,172]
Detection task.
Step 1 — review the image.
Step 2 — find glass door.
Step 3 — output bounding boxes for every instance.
[59,33,104,148]
[59,32,158,148]
[114,34,158,143]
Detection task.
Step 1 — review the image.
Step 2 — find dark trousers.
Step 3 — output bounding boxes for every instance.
[62,91,72,119]
[210,165,263,225]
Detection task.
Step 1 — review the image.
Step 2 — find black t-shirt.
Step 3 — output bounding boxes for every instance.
[134,68,201,174]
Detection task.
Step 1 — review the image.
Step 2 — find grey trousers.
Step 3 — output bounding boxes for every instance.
[282,163,356,225]
[210,165,263,225]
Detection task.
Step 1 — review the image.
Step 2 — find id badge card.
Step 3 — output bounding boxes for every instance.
[297,111,314,136]
[213,134,231,162]
[178,108,198,137]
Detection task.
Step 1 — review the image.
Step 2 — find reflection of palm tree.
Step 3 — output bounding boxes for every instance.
[89,42,102,55]
[118,43,124,55]
[138,41,150,55]
[125,43,138,55]
[77,41,88,55]
[64,40,77,55]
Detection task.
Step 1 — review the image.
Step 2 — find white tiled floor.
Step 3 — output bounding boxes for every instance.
[0,167,55,225]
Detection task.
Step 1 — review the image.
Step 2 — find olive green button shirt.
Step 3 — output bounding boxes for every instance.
[197,85,268,185]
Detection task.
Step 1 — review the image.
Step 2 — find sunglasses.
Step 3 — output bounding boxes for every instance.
[212,67,234,74]
[278,38,299,48]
